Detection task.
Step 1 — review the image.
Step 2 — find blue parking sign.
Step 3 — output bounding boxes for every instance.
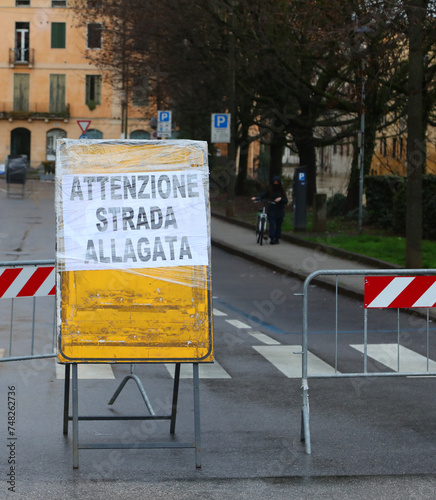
[211,113,231,143]
[214,114,228,128]
[158,111,170,122]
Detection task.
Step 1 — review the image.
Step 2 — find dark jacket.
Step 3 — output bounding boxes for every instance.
[257,180,288,218]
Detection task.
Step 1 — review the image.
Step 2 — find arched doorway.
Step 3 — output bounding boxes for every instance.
[46,128,66,161]
[10,127,31,162]
[87,129,103,139]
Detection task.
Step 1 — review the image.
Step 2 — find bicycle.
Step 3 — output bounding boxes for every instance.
[254,202,268,245]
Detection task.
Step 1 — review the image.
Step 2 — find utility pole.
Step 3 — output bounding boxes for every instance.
[226,2,237,217]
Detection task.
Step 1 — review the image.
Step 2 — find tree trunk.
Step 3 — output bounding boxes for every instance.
[269,133,285,182]
[405,0,426,268]
[236,124,250,195]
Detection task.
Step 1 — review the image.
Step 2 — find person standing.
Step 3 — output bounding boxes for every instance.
[252,176,288,244]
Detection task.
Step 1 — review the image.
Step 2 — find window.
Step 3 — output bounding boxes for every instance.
[49,74,66,113]
[51,23,66,49]
[52,0,67,6]
[16,1,30,5]
[381,137,387,157]
[392,138,397,159]
[85,75,102,108]
[46,128,66,161]
[15,22,30,63]
[132,77,149,106]
[13,74,29,112]
[87,23,102,49]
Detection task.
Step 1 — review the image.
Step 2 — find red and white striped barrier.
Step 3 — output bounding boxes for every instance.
[365,276,436,309]
[0,266,56,299]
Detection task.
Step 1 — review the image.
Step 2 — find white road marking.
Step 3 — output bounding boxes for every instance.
[55,362,115,379]
[225,319,251,329]
[248,331,281,345]
[253,345,339,378]
[350,343,436,373]
[164,361,231,379]
[213,308,228,316]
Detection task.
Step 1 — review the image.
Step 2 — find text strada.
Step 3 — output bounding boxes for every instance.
[61,171,209,271]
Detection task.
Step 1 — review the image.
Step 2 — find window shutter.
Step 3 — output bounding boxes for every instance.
[13,74,29,112]
[85,75,90,103]
[50,74,66,113]
[51,23,66,49]
[95,75,102,104]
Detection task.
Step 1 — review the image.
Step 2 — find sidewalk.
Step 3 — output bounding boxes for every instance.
[211,213,401,300]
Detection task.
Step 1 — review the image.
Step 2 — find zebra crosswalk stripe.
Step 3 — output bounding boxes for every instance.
[164,361,231,379]
[55,362,115,379]
[248,331,281,345]
[350,343,436,373]
[253,345,339,378]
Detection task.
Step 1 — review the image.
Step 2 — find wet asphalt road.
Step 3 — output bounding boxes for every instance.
[1,179,436,499]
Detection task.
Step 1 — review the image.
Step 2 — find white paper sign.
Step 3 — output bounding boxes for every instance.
[60,170,209,271]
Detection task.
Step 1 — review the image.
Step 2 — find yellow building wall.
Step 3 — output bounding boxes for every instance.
[0,0,151,167]
[371,134,436,177]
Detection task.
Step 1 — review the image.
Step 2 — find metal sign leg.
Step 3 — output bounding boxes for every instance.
[72,363,79,469]
[193,363,201,468]
[170,363,181,434]
[63,364,70,435]
[63,361,203,468]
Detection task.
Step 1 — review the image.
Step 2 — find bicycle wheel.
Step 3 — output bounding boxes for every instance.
[259,217,266,245]
[256,216,262,244]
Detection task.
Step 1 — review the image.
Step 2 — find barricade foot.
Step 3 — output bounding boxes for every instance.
[108,365,155,415]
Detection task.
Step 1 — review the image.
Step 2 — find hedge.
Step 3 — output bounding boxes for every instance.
[365,174,436,240]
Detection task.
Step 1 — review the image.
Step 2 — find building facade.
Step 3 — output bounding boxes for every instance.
[0,0,152,169]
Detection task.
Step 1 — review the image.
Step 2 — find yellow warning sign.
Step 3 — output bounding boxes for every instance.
[55,140,213,363]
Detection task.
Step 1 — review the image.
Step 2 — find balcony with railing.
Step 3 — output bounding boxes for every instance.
[9,47,35,68]
[0,102,70,121]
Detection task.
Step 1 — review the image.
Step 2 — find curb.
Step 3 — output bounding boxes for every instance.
[211,212,402,270]
[210,237,365,303]
[211,212,370,301]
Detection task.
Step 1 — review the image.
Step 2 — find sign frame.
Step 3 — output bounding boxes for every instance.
[55,139,213,364]
[157,110,172,138]
[211,113,231,143]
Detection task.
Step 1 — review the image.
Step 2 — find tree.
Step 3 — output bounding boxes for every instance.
[405,0,427,267]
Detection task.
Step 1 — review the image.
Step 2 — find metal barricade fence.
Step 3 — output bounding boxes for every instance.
[301,268,436,455]
[0,260,57,362]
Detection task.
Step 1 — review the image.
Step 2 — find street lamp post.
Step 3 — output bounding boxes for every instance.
[226,2,237,218]
[354,23,373,234]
